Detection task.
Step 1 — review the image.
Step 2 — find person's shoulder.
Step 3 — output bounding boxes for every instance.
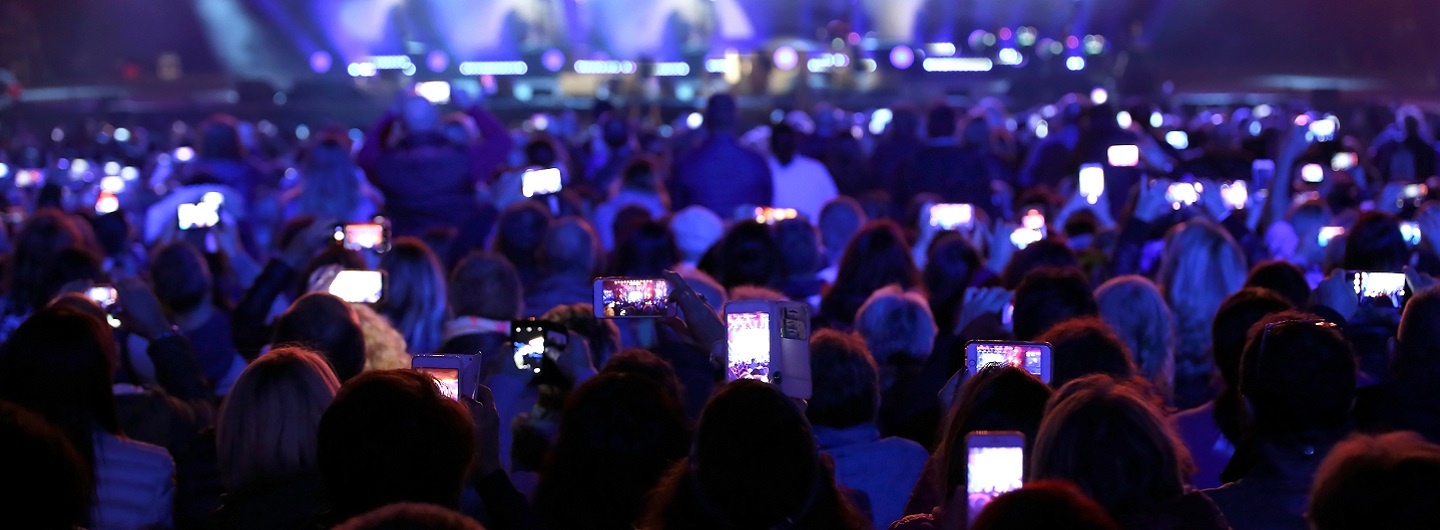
[97,432,175,470]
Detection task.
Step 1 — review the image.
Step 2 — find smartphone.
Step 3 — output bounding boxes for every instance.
[414,81,451,105]
[99,175,126,193]
[1351,271,1410,309]
[95,191,120,215]
[1078,164,1105,203]
[326,270,385,304]
[1221,181,1248,210]
[14,169,43,189]
[511,320,567,374]
[1107,145,1140,167]
[1164,131,1189,150]
[966,431,1026,523]
[726,310,773,383]
[411,354,472,401]
[1309,117,1337,142]
[928,203,975,231]
[173,146,196,163]
[1300,164,1326,184]
[87,286,119,309]
[594,277,674,318]
[1403,183,1428,201]
[754,207,799,225]
[522,168,563,197]
[177,201,220,230]
[1165,182,1201,208]
[1011,209,1046,250]
[1317,226,1346,247]
[1253,159,1276,191]
[1332,152,1358,171]
[334,219,391,253]
[1402,221,1422,246]
[966,341,1052,383]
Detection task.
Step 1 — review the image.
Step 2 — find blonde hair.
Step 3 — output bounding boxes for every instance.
[1156,220,1246,389]
[1095,276,1176,401]
[217,347,340,488]
[854,284,936,363]
[354,303,412,371]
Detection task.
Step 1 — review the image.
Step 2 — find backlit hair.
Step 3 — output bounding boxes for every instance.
[217,347,340,488]
[853,285,936,364]
[1156,219,1246,395]
[1095,276,1176,401]
[378,238,448,354]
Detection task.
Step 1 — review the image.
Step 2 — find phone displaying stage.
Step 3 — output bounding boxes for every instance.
[177,192,224,230]
[1165,182,1201,208]
[1401,221,1422,246]
[966,431,1026,523]
[595,277,673,318]
[966,341,1051,383]
[726,311,772,383]
[1301,164,1325,184]
[87,286,118,309]
[326,270,385,304]
[335,219,391,253]
[1332,152,1358,171]
[1351,271,1409,309]
[1107,145,1140,167]
[1010,209,1046,250]
[415,81,451,105]
[411,354,473,401]
[1221,181,1248,210]
[1078,165,1105,203]
[1165,131,1189,150]
[522,168,563,197]
[754,207,799,225]
[511,321,565,374]
[1309,117,1338,142]
[928,203,975,231]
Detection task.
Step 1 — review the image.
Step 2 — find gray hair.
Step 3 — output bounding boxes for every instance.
[854,285,936,364]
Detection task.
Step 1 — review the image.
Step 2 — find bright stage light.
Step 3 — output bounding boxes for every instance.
[653,62,691,77]
[773,46,799,71]
[1066,56,1086,71]
[1090,87,1108,105]
[574,60,637,75]
[542,49,566,72]
[889,46,915,69]
[459,61,528,76]
[310,51,333,74]
[921,57,993,72]
[997,48,1022,66]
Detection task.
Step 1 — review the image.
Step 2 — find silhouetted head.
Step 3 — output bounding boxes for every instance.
[1308,432,1440,530]
[218,347,340,488]
[938,364,1052,495]
[273,293,366,382]
[449,251,523,321]
[927,104,958,139]
[0,401,91,530]
[705,94,739,133]
[1013,267,1097,341]
[970,480,1122,530]
[1038,317,1137,391]
[806,330,879,429]
[150,241,213,316]
[1244,260,1311,310]
[1240,311,1355,435]
[771,122,799,165]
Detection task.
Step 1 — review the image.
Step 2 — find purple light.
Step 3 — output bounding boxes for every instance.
[541,49,566,73]
[889,46,915,70]
[309,51,333,74]
[427,51,449,72]
[773,46,799,71]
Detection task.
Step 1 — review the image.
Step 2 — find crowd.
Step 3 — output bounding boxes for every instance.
[1,85,1440,530]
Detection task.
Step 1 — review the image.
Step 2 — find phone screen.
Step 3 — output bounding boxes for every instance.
[338,222,388,252]
[1107,145,1140,167]
[928,204,975,231]
[1309,118,1337,142]
[1332,152,1358,171]
[754,207,799,225]
[1403,184,1428,200]
[87,286,118,308]
[1352,271,1409,309]
[96,191,120,215]
[1164,131,1189,150]
[415,81,452,105]
[1318,226,1346,247]
[512,324,550,373]
[1078,165,1105,202]
[1301,164,1325,184]
[971,342,1048,382]
[328,270,385,304]
[966,433,1026,522]
[1402,221,1422,246]
[522,168,563,197]
[173,146,196,163]
[177,202,220,230]
[15,169,43,188]
[726,311,772,383]
[418,367,461,400]
[598,278,672,318]
[1165,183,1200,207]
[1221,181,1248,210]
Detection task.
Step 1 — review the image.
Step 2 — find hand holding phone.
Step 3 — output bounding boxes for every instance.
[595,277,674,318]
[1165,182,1201,209]
[966,341,1052,383]
[965,431,1026,523]
[1107,145,1140,167]
[411,354,474,401]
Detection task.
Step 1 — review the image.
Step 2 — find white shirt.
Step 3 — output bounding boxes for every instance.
[769,155,839,223]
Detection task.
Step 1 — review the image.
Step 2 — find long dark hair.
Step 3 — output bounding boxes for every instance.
[535,373,690,530]
[4,210,83,314]
[641,380,869,530]
[0,306,122,485]
[714,220,783,291]
[936,365,1052,498]
[820,220,919,328]
[924,232,983,331]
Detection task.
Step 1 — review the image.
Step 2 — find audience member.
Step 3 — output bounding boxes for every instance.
[769,122,840,221]
[670,94,773,217]
[377,238,449,353]
[524,217,600,318]
[969,480,1123,530]
[820,221,920,329]
[1306,432,1440,530]
[1011,266,1097,341]
[1036,317,1139,391]
[1157,220,1247,409]
[0,400,92,530]
[1095,276,1176,402]
[272,292,367,382]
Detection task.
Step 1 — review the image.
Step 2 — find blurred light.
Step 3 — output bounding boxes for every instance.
[514,83,534,101]
[1047,41,1063,56]
[982,33,997,47]
[101,175,126,193]
[1090,87,1108,105]
[573,60,636,75]
[1249,121,1263,136]
[347,129,363,145]
[675,84,696,101]
[653,62,691,77]
[849,32,861,45]
[346,62,377,77]
[1254,104,1273,119]
[273,92,288,105]
[310,51,333,74]
[295,125,310,141]
[998,27,1013,41]
[861,58,877,72]
[114,128,131,143]
[120,166,139,181]
[1084,35,1106,55]
[928,42,957,57]
[1150,112,1164,128]
[0,164,8,178]
[426,50,449,72]
[1066,36,1080,49]
[723,48,743,85]
[458,61,528,76]
[870,108,893,135]
[686,112,705,129]
[1211,114,1225,125]
[1117,111,1133,129]
[1302,163,1325,182]
[1166,131,1189,149]
[369,55,413,70]
[414,81,451,104]
[72,159,91,176]
[174,146,195,162]
[807,53,850,72]
[658,125,674,138]
[831,38,845,51]
[532,114,550,131]
[997,48,1022,66]
[103,161,120,175]
[922,57,993,72]
[51,128,64,142]
[889,46,915,69]
[1036,120,1050,138]
[705,58,727,73]
[1066,56,1086,71]
[1042,105,1057,118]
[968,30,992,51]
[770,109,786,123]
[1018,27,1038,47]
[773,47,799,71]
[401,63,416,76]
[542,49,566,72]
[202,191,224,205]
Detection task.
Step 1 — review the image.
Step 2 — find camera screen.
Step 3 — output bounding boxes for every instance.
[929,204,974,230]
[973,343,1045,379]
[1078,165,1105,200]
[513,327,547,373]
[600,279,671,317]
[341,223,386,251]
[87,287,118,308]
[1353,272,1407,309]
[522,168,563,197]
[1107,145,1140,167]
[418,367,460,401]
[328,270,384,304]
[726,311,772,383]
[1166,183,1200,206]
[967,445,1025,518]
[1221,181,1248,210]
[177,202,220,230]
